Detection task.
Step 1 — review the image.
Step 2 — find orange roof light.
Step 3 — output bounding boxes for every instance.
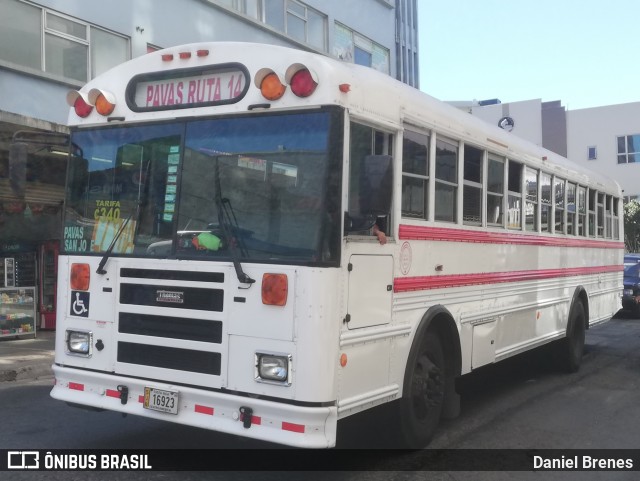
[260,72,287,101]
[88,89,116,116]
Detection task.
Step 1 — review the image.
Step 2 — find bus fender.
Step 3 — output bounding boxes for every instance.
[556,287,589,373]
[406,305,462,420]
[569,286,589,331]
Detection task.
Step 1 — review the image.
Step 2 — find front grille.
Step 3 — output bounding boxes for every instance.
[120,268,224,283]
[119,312,222,343]
[120,284,223,311]
[116,268,226,381]
[117,341,221,375]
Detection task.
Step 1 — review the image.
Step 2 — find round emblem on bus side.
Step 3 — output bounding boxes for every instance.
[400,241,412,275]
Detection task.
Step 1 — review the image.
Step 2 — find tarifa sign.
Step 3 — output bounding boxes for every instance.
[127,64,249,111]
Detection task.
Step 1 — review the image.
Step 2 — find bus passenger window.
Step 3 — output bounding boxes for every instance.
[348,122,393,238]
[487,155,504,226]
[577,186,587,236]
[588,190,596,237]
[541,173,552,232]
[567,183,577,235]
[507,160,522,229]
[555,178,565,234]
[401,129,429,219]
[525,168,538,232]
[434,138,457,223]
[462,145,483,226]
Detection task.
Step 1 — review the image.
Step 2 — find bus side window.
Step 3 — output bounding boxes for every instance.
[348,122,393,237]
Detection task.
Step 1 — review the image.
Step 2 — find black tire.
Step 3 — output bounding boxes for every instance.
[396,331,446,448]
[558,302,586,373]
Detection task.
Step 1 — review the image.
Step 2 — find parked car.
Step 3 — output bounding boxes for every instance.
[622,254,640,314]
[624,253,640,267]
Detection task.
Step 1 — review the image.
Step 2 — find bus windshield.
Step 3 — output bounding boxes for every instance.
[63,108,343,265]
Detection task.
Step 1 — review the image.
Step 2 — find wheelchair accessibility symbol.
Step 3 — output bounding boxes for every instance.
[70,291,90,317]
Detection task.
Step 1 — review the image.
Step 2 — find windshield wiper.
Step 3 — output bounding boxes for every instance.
[214,157,255,286]
[96,215,132,275]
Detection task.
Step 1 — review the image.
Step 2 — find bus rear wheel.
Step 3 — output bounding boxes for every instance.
[396,331,445,448]
[557,302,586,373]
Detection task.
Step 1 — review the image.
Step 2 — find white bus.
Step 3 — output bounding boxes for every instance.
[47,42,623,448]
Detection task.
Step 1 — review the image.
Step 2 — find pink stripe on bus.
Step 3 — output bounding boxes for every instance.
[399,224,623,249]
[394,265,622,292]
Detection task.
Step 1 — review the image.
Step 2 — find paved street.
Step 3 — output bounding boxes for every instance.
[1,314,640,480]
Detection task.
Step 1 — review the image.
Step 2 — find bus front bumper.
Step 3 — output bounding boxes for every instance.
[50,364,337,448]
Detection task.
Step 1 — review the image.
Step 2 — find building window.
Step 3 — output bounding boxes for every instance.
[617,134,640,164]
[263,0,327,50]
[588,146,597,160]
[0,0,129,83]
[334,22,390,74]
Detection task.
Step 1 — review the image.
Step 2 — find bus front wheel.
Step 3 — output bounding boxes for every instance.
[396,331,445,448]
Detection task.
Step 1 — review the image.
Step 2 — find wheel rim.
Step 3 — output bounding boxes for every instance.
[411,352,444,420]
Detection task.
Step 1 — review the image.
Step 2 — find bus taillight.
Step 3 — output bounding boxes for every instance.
[70,263,90,291]
[262,273,288,306]
[89,89,116,116]
[66,91,93,118]
[286,64,318,98]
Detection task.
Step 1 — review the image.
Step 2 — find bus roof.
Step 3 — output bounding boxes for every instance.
[67,41,620,196]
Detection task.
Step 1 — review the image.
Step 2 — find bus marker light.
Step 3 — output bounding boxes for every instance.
[70,263,90,291]
[339,83,351,93]
[196,49,209,57]
[260,73,286,101]
[161,53,174,61]
[340,353,348,367]
[88,89,116,116]
[66,91,93,118]
[179,51,192,59]
[285,64,318,98]
[262,273,288,306]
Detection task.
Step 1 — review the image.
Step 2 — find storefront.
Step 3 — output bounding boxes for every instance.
[0,245,37,338]
[0,112,68,337]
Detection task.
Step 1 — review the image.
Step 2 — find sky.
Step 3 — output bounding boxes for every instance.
[418,0,639,110]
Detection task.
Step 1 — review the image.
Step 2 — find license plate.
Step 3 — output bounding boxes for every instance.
[143,387,179,414]
[624,289,634,296]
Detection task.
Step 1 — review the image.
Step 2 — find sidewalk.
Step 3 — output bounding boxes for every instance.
[0,329,55,382]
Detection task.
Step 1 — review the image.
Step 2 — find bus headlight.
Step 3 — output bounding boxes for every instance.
[255,353,292,385]
[66,329,93,357]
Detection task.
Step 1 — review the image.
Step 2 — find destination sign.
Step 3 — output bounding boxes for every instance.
[129,66,248,111]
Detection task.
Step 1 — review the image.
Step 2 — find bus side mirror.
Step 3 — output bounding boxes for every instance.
[346,154,393,232]
[9,142,28,198]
